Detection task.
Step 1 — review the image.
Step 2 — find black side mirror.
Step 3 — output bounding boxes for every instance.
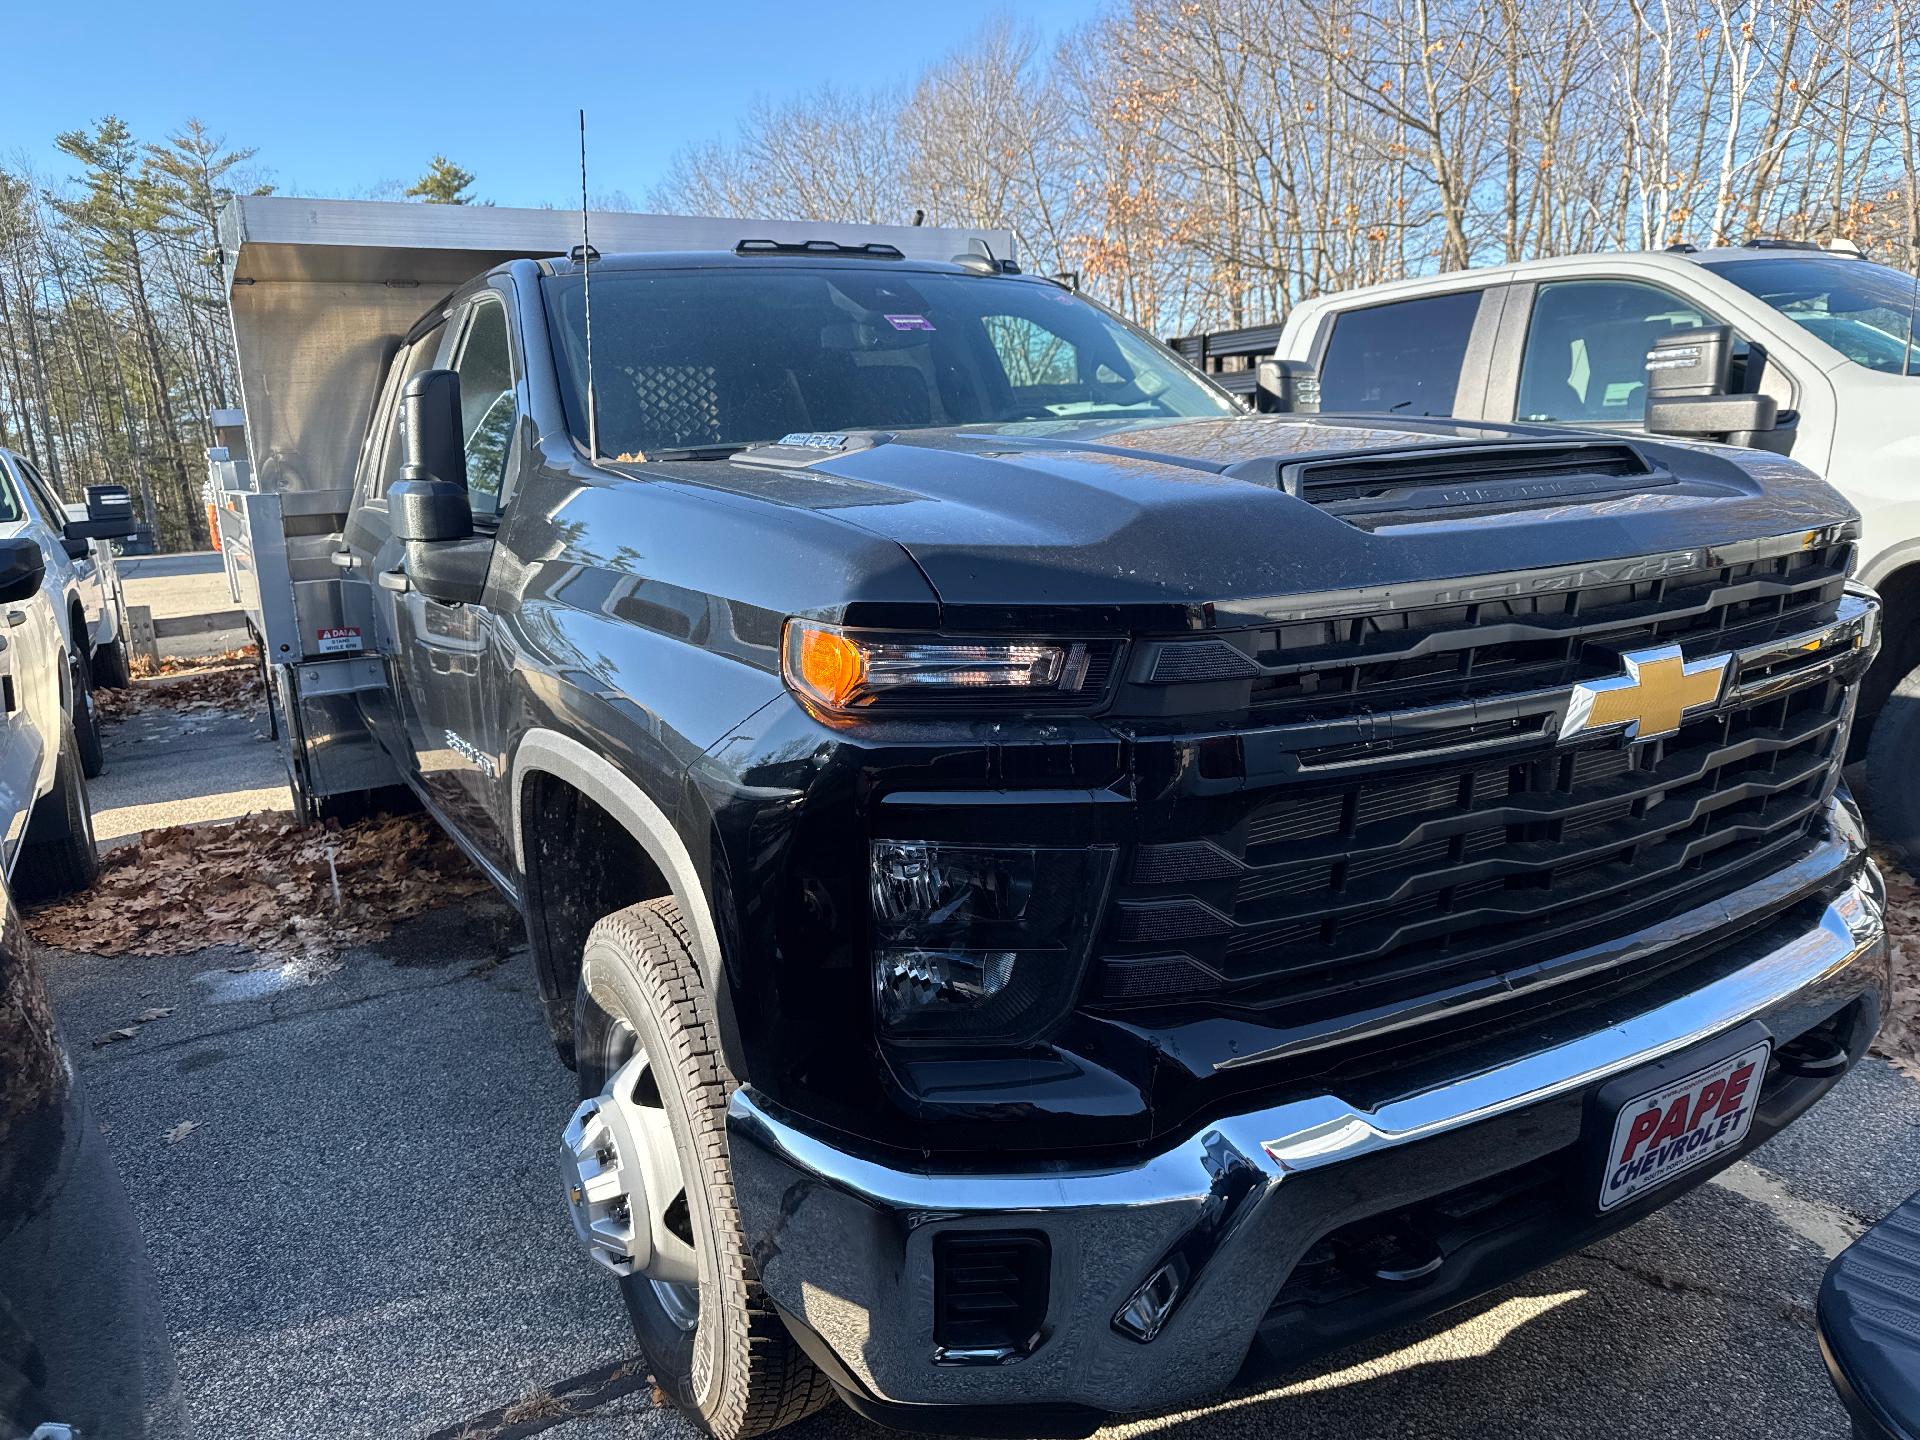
[1255,359,1321,414]
[0,537,46,605]
[391,369,472,543]
[64,482,137,541]
[1645,324,1779,448]
[387,368,488,605]
[1646,325,1734,399]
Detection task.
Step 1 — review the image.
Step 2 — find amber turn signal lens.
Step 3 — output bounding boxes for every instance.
[792,624,869,712]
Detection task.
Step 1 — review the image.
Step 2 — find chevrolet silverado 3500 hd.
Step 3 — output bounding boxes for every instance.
[212,198,1887,1439]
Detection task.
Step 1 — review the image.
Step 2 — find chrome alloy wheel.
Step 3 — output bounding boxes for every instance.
[561,1027,700,1329]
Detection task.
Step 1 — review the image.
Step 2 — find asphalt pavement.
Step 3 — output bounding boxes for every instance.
[90,698,288,844]
[37,702,1920,1440]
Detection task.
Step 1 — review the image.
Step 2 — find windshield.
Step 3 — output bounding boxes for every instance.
[1709,255,1919,376]
[542,265,1236,458]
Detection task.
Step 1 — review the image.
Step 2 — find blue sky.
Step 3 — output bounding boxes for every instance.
[7,0,1101,208]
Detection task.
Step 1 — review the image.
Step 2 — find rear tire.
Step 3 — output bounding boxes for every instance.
[573,898,832,1440]
[92,634,131,690]
[71,654,105,780]
[1863,659,1920,870]
[15,721,99,901]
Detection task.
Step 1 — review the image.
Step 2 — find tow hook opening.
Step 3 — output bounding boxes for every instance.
[1332,1221,1446,1289]
[1772,1020,1850,1079]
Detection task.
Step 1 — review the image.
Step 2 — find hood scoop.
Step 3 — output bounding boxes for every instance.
[1227,440,1674,522]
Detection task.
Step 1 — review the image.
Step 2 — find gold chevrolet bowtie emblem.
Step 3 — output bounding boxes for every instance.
[1560,645,1731,742]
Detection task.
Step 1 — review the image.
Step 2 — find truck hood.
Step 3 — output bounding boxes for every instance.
[644,415,1856,628]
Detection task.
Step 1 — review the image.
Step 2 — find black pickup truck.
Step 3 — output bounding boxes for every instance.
[318,240,1887,1437]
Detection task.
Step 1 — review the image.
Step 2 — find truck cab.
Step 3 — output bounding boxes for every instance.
[1272,244,1920,853]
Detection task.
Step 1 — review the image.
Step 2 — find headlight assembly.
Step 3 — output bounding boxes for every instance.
[782,621,1116,717]
[869,841,1115,1044]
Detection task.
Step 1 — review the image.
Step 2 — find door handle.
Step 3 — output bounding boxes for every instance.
[377,568,411,593]
[5,611,25,628]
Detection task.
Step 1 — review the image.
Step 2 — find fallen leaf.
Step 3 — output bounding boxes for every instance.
[27,811,489,962]
[92,1026,141,1047]
[162,1120,199,1144]
[134,1006,173,1023]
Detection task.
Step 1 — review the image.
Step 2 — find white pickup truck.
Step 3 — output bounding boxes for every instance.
[1264,243,1920,853]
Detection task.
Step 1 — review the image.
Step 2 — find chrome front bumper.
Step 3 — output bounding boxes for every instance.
[727,833,1887,1422]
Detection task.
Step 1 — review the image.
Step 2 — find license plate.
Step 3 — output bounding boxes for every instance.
[1597,1039,1771,1212]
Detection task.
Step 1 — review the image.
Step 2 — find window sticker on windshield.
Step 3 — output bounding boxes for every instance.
[885,314,935,332]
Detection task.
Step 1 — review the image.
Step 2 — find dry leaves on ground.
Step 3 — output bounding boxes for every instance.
[27,811,491,962]
[1874,852,1920,1084]
[162,1120,199,1145]
[129,646,256,680]
[98,650,264,721]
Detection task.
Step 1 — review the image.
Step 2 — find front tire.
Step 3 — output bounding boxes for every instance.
[1863,659,1920,869]
[570,899,831,1440]
[15,719,99,901]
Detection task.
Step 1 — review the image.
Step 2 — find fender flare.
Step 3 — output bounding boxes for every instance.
[508,727,723,986]
[1859,539,1920,599]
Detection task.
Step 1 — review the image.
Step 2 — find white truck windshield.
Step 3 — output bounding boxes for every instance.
[1709,255,1919,376]
[543,265,1236,458]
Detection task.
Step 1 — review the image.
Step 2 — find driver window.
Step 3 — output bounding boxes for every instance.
[13,458,65,528]
[1517,280,1717,425]
[451,297,516,515]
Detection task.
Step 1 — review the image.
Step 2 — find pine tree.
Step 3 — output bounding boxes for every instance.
[50,117,190,540]
[406,156,476,205]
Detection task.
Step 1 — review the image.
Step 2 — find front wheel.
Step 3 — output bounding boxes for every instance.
[15,719,99,901]
[564,899,831,1440]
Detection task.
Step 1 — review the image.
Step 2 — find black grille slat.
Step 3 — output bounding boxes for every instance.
[1237,702,1841,873]
[1095,675,1846,1017]
[1132,543,1849,725]
[1225,753,1831,943]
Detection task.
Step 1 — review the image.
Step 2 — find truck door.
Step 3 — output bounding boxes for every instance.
[1492,276,1797,443]
[388,289,517,875]
[346,318,446,769]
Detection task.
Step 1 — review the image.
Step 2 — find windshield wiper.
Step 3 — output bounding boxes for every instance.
[630,443,751,462]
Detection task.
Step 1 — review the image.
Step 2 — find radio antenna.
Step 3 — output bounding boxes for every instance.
[578,108,600,461]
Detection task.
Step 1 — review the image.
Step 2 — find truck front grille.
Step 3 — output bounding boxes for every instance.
[1092,540,1865,1032]
[1098,680,1842,1011]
